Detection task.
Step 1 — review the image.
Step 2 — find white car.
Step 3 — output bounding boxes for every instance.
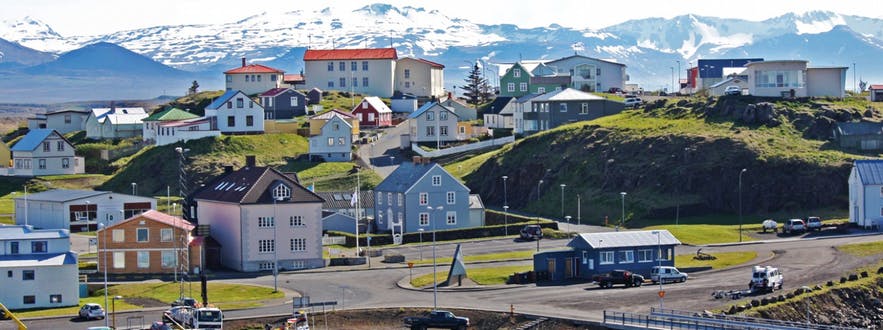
[724,85,742,96]
[79,303,106,320]
[749,265,783,292]
[623,97,642,108]
[651,266,688,284]
[762,219,778,233]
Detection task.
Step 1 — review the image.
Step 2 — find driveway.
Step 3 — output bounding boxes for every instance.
[357,120,409,179]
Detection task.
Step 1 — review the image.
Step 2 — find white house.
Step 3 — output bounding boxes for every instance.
[848,160,883,228]
[6,129,84,177]
[204,90,265,134]
[395,57,445,98]
[224,57,285,95]
[746,60,848,98]
[303,48,398,98]
[408,102,459,146]
[308,113,353,162]
[14,189,156,232]
[142,108,220,146]
[45,109,91,134]
[482,96,517,129]
[0,225,79,310]
[85,107,148,140]
[190,156,325,272]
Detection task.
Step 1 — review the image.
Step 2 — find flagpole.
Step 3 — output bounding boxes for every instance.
[354,166,360,262]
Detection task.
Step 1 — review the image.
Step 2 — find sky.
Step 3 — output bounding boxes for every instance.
[1,0,880,36]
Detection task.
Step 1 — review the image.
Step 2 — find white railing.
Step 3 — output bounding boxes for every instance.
[411,135,514,158]
[322,235,347,246]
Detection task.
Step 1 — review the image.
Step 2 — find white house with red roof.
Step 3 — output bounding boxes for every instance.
[225,57,285,95]
[351,96,392,127]
[395,57,445,98]
[303,48,398,97]
[869,84,883,102]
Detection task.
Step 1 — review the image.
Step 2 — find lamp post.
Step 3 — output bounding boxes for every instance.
[131,182,137,196]
[565,215,571,232]
[112,295,122,329]
[99,222,109,328]
[536,180,543,201]
[669,67,674,95]
[738,168,747,243]
[559,184,566,222]
[502,176,509,236]
[620,192,627,229]
[853,62,857,94]
[418,228,424,260]
[652,230,663,310]
[172,203,178,284]
[273,196,282,292]
[676,60,681,94]
[427,205,443,311]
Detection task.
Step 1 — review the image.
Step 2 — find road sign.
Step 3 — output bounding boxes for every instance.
[307,301,337,307]
[293,296,310,308]
[89,238,98,246]
[658,290,665,298]
[407,262,413,268]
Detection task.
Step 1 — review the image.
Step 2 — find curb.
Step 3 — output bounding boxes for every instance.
[700,231,882,248]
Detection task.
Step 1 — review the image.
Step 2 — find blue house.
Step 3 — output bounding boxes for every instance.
[260,88,307,120]
[374,158,473,236]
[533,230,680,282]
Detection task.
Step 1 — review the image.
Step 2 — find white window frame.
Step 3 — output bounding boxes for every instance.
[599,251,614,265]
[160,228,173,242]
[137,251,150,268]
[513,68,521,78]
[507,83,515,92]
[519,82,528,92]
[637,249,654,262]
[136,228,149,242]
[419,192,428,205]
[419,213,430,226]
[446,211,456,225]
[290,216,304,227]
[446,192,455,204]
[618,250,635,263]
[258,239,275,253]
[113,251,125,269]
[432,175,441,186]
[112,229,125,242]
[161,250,176,268]
[580,103,589,114]
[290,238,306,252]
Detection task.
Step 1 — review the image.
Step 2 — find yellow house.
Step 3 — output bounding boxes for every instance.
[308,109,359,140]
[0,141,9,167]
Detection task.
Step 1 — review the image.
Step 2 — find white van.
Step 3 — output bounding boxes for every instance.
[749,265,783,292]
[650,266,688,284]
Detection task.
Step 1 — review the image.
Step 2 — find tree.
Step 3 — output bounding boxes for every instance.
[460,63,489,106]
[188,80,200,95]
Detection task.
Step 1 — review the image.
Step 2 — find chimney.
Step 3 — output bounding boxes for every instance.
[241,57,246,67]
[223,165,234,173]
[448,92,452,100]
[245,155,256,168]
[412,156,422,164]
[423,157,431,165]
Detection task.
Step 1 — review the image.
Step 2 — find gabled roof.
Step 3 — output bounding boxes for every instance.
[311,109,355,120]
[316,190,375,209]
[46,109,90,116]
[143,108,199,122]
[482,97,515,114]
[10,129,58,151]
[568,230,681,249]
[375,161,437,192]
[159,117,212,128]
[870,85,883,90]
[835,122,883,136]
[468,194,484,210]
[516,93,542,103]
[284,74,305,83]
[408,102,458,119]
[399,57,445,69]
[193,166,323,205]
[531,88,605,102]
[206,90,244,110]
[321,113,353,129]
[304,48,398,61]
[13,189,107,203]
[355,96,392,114]
[260,87,303,97]
[91,107,147,125]
[546,54,626,67]
[853,160,883,185]
[106,210,194,232]
[224,63,284,74]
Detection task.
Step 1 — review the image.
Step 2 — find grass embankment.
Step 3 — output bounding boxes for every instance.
[409,250,534,265]
[410,265,533,287]
[675,251,759,269]
[836,240,883,257]
[15,282,283,318]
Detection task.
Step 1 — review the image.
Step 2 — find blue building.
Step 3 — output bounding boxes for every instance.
[533,230,681,282]
[374,158,473,236]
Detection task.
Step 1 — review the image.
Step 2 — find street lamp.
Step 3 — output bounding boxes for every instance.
[738,168,747,242]
[620,192,627,229]
[112,295,122,329]
[564,215,571,232]
[669,66,674,95]
[676,60,681,93]
[536,180,543,201]
[427,205,444,311]
[99,222,109,328]
[418,228,424,260]
[131,182,137,196]
[503,206,509,236]
[273,196,282,292]
[652,230,663,310]
[560,184,566,222]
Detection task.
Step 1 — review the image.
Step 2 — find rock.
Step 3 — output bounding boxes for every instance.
[849,274,859,281]
[676,99,689,107]
[778,295,787,302]
[861,271,868,278]
[751,299,760,307]
[815,284,823,291]
[761,297,770,305]
[877,267,883,274]
[864,108,875,118]
[755,102,777,124]
[827,281,835,286]
[728,305,738,314]
[841,277,848,283]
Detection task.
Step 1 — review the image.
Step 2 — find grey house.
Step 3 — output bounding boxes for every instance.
[533,230,680,283]
[260,88,307,120]
[524,88,624,133]
[316,190,375,232]
[374,158,473,235]
[834,122,883,150]
[439,97,476,121]
[308,114,353,162]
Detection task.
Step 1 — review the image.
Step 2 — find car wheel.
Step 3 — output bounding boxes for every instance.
[636,281,642,287]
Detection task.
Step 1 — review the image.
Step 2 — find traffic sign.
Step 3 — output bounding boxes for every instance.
[407,262,413,268]
[658,290,665,298]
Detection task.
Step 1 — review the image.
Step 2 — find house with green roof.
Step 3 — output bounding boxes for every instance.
[142,107,220,146]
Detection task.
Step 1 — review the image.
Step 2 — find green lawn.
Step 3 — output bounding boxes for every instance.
[675,251,759,269]
[836,241,883,257]
[409,250,534,265]
[646,224,754,245]
[410,265,533,287]
[14,282,283,318]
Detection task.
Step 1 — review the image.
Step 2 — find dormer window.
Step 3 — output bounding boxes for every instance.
[273,184,291,201]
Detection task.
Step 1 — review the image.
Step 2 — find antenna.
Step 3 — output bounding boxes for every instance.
[308,34,312,49]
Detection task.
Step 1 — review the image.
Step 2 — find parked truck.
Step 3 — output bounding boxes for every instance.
[593,269,644,288]
[403,310,470,330]
[163,306,223,329]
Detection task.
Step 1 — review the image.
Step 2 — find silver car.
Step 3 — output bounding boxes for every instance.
[79,303,106,320]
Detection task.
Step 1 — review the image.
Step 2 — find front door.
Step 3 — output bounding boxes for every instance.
[564,258,573,278]
[547,259,556,281]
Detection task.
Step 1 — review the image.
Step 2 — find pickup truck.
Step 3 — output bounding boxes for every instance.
[592,269,644,288]
[403,310,469,330]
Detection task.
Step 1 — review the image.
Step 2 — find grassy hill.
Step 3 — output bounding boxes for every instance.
[456,95,881,227]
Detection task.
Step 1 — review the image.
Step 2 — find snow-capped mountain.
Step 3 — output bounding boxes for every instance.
[2,4,883,103]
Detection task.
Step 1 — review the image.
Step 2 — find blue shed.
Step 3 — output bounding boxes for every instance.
[533,230,681,283]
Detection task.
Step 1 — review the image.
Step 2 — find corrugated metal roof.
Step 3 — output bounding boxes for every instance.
[91,107,147,125]
[375,162,436,193]
[13,189,107,203]
[0,252,77,267]
[104,210,194,232]
[143,108,199,122]
[316,190,374,209]
[224,64,284,74]
[835,122,883,136]
[357,96,392,114]
[408,102,457,119]
[0,225,70,240]
[310,109,355,120]
[854,160,883,185]
[193,166,323,205]
[10,129,56,151]
[482,97,515,114]
[399,57,445,68]
[531,88,605,102]
[530,75,571,85]
[206,90,243,110]
[304,48,398,61]
[570,230,681,249]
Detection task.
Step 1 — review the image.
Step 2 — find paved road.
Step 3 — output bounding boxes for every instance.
[356,121,409,179]
[13,232,883,329]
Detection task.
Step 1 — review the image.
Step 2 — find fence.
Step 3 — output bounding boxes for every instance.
[411,135,514,158]
[321,235,347,246]
[602,308,861,330]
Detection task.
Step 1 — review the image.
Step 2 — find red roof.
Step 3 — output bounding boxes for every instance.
[304,48,398,61]
[870,85,883,90]
[224,64,284,74]
[402,57,445,69]
[105,209,195,232]
[284,74,305,83]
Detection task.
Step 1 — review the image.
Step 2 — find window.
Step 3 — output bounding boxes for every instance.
[226,75,233,82]
[57,141,65,151]
[419,192,428,205]
[259,239,275,253]
[112,229,124,242]
[404,81,411,88]
[387,192,392,205]
[227,116,235,127]
[638,249,654,262]
[377,192,383,205]
[136,228,149,242]
[559,103,567,112]
[362,77,369,87]
[42,141,50,152]
[162,251,175,268]
[507,83,515,92]
[351,61,358,71]
[537,87,546,93]
[161,228,173,242]
[271,74,277,81]
[38,159,46,169]
[62,158,70,169]
[6,270,10,277]
[328,62,334,71]
[446,211,456,225]
[618,250,635,263]
[398,212,403,224]
[23,296,35,305]
[327,137,335,146]
[440,126,448,136]
[338,137,345,145]
[397,193,403,206]
[432,175,442,186]
[137,251,150,268]
[459,126,465,134]
[259,262,275,270]
[362,61,369,70]
[352,77,358,88]
[236,98,244,108]
[31,241,47,253]
[290,216,304,227]
[513,68,521,77]
[340,77,346,88]
[113,251,125,268]
[291,97,298,106]
[9,242,17,254]
[246,115,254,127]
[439,111,448,121]
[519,82,527,92]
[599,251,614,264]
[258,216,275,228]
[580,103,589,114]
[446,192,455,204]
[419,213,429,226]
[597,68,601,76]
[328,81,334,88]
[754,70,805,88]
[425,126,435,136]
[339,62,346,71]
[22,270,34,280]
[404,69,411,79]
[50,294,62,304]
[426,111,434,121]
[290,238,306,252]
[657,247,670,260]
[257,75,261,82]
